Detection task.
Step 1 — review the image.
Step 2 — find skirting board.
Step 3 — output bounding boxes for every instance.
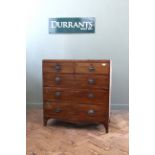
[26,103,129,110]
[111,104,129,110]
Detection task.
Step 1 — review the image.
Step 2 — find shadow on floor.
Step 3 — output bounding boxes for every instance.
[47,119,102,130]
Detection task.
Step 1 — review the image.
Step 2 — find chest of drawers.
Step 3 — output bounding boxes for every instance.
[42,60,111,133]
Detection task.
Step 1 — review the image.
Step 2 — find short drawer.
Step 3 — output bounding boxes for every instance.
[43,73,75,88]
[75,62,109,74]
[75,90,109,105]
[43,87,75,101]
[75,75,109,89]
[43,61,74,73]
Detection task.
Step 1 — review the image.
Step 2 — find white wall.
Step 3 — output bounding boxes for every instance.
[26,0,129,109]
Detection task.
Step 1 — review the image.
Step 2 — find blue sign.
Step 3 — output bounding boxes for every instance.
[49,17,95,34]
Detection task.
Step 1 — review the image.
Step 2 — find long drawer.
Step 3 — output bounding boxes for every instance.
[43,73,109,90]
[44,102,108,122]
[43,88,109,105]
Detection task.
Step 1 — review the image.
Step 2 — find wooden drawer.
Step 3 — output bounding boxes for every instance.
[75,90,109,105]
[44,102,108,123]
[43,73,75,88]
[44,88,109,104]
[75,62,109,74]
[71,104,108,122]
[43,62,74,73]
[43,87,75,101]
[75,75,109,89]
[44,102,71,119]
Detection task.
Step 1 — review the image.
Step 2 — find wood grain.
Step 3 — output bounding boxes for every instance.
[75,62,110,74]
[43,73,75,88]
[43,62,74,73]
[42,60,111,133]
[75,74,109,89]
[43,73,109,89]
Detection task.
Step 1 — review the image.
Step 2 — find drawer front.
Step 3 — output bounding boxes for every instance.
[43,62,74,73]
[71,104,108,122]
[43,73,75,88]
[75,62,109,74]
[44,89,109,104]
[75,75,109,89]
[44,102,71,119]
[44,102,108,122]
[43,87,75,101]
[75,90,109,105]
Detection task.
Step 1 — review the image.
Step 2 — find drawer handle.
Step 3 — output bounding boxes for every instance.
[55,64,61,71]
[54,108,61,113]
[88,93,94,98]
[88,78,95,84]
[88,66,95,72]
[55,77,61,83]
[55,91,61,97]
[88,109,95,115]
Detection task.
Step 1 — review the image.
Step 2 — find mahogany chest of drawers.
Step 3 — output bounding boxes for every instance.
[42,60,111,133]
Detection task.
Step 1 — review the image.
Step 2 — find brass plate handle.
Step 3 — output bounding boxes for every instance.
[88,109,95,115]
[54,108,61,113]
[88,66,95,72]
[55,64,61,71]
[88,78,95,84]
[55,91,61,97]
[88,93,94,98]
[55,76,61,83]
